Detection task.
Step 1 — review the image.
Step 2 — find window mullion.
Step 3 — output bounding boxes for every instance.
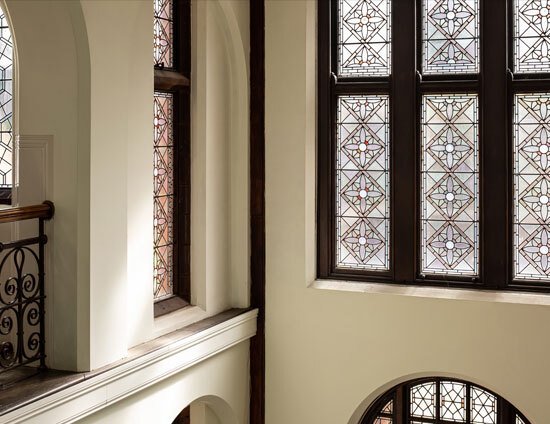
[392,0,417,283]
[480,0,509,288]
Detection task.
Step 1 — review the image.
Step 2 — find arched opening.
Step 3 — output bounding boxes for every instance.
[361,377,529,424]
[0,4,13,205]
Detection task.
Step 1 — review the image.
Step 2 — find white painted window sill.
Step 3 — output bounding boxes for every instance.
[310,279,550,306]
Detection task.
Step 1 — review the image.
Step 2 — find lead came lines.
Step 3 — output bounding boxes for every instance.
[421,94,479,276]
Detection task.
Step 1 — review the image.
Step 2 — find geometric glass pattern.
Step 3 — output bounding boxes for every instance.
[441,381,466,422]
[513,93,550,280]
[422,0,479,75]
[421,94,479,276]
[374,399,393,424]
[154,0,173,68]
[338,0,391,77]
[514,0,550,73]
[336,95,389,270]
[470,386,496,424]
[363,378,531,424]
[411,382,436,419]
[153,92,174,299]
[0,7,12,188]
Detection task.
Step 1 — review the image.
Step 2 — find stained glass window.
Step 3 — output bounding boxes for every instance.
[513,93,550,280]
[514,1,550,73]
[154,0,173,68]
[0,7,12,189]
[336,95,389,270]
[338,0,391,77]
[362,378,531,424]
[153,92,174,299]
[421,94,479,276]
[441,381,466,422]
[471,386,496,424]
[410,382,436,419]
[422,0,479,74]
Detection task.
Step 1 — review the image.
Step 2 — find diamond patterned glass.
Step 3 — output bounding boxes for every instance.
[422,0,479,74]
[154,0,173,68]
[153,92,174,299]
[513,93,550,280]
[336,95,389,270]
[338,0,391,77]
[441,380,466,422]
[411,382,436,419]
[516,416,526,424]
[0,8,12,189]
[421,94,479,276]
[471,387,497,424]
[514,0,550,73]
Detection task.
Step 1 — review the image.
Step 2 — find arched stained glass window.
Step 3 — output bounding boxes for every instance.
[361,378,530,424]
[0,6,12,205]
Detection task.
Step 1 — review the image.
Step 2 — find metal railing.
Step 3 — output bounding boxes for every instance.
[0,201,54,376]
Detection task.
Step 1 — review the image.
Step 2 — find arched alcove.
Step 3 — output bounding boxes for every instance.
[171,395,239,424]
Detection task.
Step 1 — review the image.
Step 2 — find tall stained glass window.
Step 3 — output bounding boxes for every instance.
[338,0,391,77]
[152,0,191,309]
[337,95,389,270]
[514,94,550,280]
[153,92,174,299]
[421,94,479,276]
[360,378,530,424]
[320,0,550,291]
[0,7,12,203]
[422,0,479,74]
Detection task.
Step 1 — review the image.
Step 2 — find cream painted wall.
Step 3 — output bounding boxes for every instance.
[3,0,251,373]
[265,1,550,423]
[76,342,250,424]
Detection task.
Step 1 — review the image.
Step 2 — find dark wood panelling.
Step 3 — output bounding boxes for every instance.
[249,0,265,423]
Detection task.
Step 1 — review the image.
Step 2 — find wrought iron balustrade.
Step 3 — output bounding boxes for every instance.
[0,201,54,377]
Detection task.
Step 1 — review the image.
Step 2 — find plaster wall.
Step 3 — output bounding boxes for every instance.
[3,0,250,373]
[265,1,550,423]
[76,342,250,424]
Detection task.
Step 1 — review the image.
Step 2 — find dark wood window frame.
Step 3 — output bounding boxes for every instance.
[154,0,191,317]
[360,377,530,424]
[317,0,550,293]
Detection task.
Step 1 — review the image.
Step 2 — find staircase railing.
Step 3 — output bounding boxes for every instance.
[0,201,54,376]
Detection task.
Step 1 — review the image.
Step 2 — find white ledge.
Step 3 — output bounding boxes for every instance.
[1,309,258,424]
[310,279,550,306]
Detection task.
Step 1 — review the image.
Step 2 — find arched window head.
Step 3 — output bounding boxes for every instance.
[362,378,529,424]
[0,6,12,205]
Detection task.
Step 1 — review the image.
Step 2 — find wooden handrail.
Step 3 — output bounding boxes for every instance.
[0,201,54,224]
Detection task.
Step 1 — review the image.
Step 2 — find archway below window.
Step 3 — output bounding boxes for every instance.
[361,378,529,424]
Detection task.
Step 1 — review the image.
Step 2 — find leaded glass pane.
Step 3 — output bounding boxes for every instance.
[411,382,436,419]
[421,94,479,276]
[471,387,497,424]
[513,93,550,280]
[381,400,393,414]
[514,0,550,73]
[154,0,173,68]
[373,418,392,424]
[441,381,466,422]
[154,92,174,299]
[338,0,391,77]
[0,8,12,189]
[422,0,479,74]
[336,95,389,270]
[516,416,526,424]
